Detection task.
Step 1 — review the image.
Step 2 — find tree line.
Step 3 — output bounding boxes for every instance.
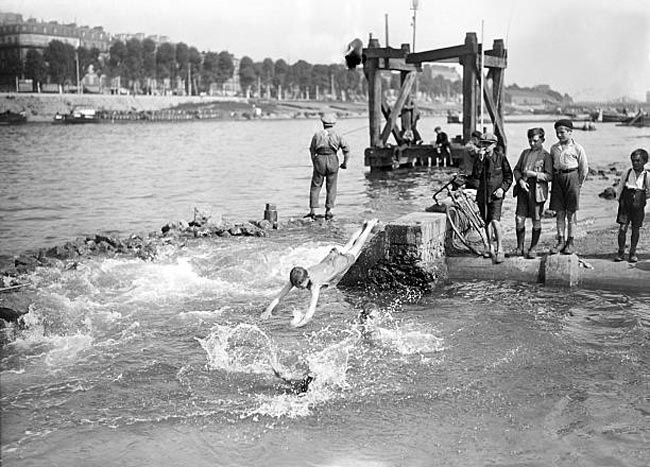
[14,36,463,100]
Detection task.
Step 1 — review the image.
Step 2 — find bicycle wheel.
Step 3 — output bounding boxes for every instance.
[445,205,486,256]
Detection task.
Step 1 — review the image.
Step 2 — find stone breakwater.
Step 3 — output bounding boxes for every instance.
[0,210,316,279]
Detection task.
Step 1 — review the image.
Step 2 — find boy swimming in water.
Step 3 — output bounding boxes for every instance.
[261,219,379,328]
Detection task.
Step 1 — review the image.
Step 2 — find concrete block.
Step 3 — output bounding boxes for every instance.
[446,256,542,283]
[579,258,650,292]
[386,212,446,263]
[340,212,447,289]
[543,254,579,287]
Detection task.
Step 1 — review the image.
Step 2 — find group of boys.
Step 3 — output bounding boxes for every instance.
[466,119,649,264]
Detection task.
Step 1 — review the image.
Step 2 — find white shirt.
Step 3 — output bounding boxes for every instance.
[616,168,650,200]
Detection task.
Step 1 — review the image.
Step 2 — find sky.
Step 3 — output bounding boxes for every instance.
[3,0,650,101]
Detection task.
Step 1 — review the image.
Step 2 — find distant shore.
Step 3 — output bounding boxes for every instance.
[0,92,466,123]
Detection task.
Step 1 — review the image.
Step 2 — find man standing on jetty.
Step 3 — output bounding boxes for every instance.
[548,119,589,255]
[306,113,350,220]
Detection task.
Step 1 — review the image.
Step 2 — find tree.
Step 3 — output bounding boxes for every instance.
[291,60,312,98]
[215,51,234,91]
[238,55,256,96]
[156,42,176,81]
[24,49,46,90]
[260,57,275,97]
[311,64,330,98]
[175,42,189,83]
[108,40,127,78]
[273,58,289,97]
[188,47,202,94]
[4,50,22,84]
[44,40,75,85]
[142,38,156,80]
[201,51,219,92]
[125,38,143,86]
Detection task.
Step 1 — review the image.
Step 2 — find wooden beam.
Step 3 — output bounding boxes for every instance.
[482,54,507,69]
[381,101,405,145]
[363,47,409,60]
[379,71,416,145]
[374,59,420,72]
[406,43,476,64]
[479,71,507,150]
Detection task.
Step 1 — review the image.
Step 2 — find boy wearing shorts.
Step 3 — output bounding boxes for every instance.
[615,148,650,262]
[549,119,589,255]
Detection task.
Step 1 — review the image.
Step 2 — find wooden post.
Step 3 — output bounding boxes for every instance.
[491,39,507,150]
[366,37,383,148]
[461,33,478,143]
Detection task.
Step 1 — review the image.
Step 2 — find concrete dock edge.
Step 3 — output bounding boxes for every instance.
[342,211,648,294]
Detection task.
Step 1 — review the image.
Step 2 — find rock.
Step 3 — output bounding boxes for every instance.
[256,219,273,230]
[229,225,243,236]
[239,222,263,236]
[598,187,617,199]
[0,306,27,324]
[95,234,120,248]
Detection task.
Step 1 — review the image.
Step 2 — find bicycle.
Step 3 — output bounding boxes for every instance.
[427,174,490,257]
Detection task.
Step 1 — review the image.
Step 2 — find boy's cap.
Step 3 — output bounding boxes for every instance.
[321,113,337,125]
[554,118,573,130]
[480,132,498,143]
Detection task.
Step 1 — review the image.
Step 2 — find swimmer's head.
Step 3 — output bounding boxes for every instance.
[358,302,380,324]
[289,266,310,288]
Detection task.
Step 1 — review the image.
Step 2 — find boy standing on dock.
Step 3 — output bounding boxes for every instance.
[510,127,553,258]
[614,148,650,262]
[306,113,351,220]
[548,119,589,255]
[468,132,513,263]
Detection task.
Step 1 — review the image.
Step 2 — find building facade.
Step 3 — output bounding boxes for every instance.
[0,13,111,86]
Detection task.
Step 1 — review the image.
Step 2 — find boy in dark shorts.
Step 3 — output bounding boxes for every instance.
[511,127,552,258]
[549,119,589,255]
[468,132,513,263]
[615,148,650,262]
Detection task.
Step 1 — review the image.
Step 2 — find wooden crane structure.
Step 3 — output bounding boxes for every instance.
[358,32,507,171]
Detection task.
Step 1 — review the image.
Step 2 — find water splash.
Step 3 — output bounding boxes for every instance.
[197,323,274,374]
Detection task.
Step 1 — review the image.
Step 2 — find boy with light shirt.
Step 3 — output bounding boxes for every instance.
[548,119,589,255]
[615,148,650,263]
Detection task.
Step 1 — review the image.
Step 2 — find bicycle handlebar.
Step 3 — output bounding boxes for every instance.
[431,174,465,203]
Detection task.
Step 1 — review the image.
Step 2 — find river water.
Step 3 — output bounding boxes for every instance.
[1,116,649,466]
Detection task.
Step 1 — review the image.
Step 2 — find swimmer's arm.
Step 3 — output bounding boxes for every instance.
[291,284,320,328]
[261,282,293,319]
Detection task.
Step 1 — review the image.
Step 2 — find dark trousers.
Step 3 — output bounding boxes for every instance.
[310,154,339,209]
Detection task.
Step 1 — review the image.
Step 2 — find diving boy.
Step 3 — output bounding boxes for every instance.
[261,219,379,327]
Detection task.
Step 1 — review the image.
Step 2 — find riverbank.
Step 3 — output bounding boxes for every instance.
[0,92,367,123]
[0,92,463,123]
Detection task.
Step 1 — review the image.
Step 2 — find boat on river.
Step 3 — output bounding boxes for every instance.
[446,110,461,124]
[53,107,100,124]
[0,110,27,125]
[616,110,650,127]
